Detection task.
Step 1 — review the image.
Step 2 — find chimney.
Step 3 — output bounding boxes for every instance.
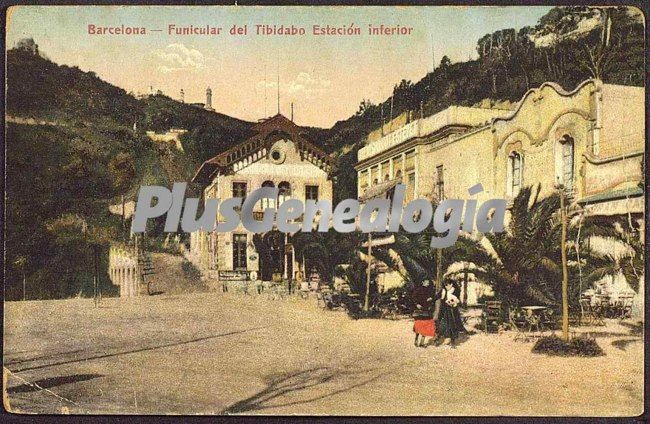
[180,89,185,103]
[291,102,294,122]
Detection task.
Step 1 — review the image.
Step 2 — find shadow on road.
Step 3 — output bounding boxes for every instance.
[5,349,86,367]
[9,325,270,373]
[619,320,643,336]
[7,373,103,394]
[221,365,388,414]
[611,338,641,351]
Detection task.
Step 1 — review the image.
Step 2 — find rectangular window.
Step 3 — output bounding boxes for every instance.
[232,182,247,199]
[405,149,416,172]
[359,170,369,190]
[393,156,403,182]
[305,185,319,202]
[381,160,390,181]
[232,234,247,270]
[370,166,379,185]
[436,165,445,201]
[405,172,416,203]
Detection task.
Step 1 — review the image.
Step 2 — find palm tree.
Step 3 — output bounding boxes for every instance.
[291,230,365,285]
[371,226,486,292]
[578,215,644,293]
[457,184,639,310]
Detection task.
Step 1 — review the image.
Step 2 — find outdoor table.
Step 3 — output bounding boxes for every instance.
[521,306,547,311]
[521,306,547,318]
[520,306,548,333]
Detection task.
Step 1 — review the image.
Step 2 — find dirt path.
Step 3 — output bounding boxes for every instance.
[3,292,643,416]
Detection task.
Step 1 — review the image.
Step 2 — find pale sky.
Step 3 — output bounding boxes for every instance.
[7,6,552,128]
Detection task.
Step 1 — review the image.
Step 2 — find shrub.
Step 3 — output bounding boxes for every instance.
[532,334,604,357]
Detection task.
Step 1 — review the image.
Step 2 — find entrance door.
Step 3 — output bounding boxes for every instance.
[232,234,247,270]
[260,231,285,281]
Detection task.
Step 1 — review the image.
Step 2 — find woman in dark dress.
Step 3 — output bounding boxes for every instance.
[411,280,436,347]
[436,279,466,346]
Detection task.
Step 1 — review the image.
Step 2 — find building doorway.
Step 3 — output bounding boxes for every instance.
[259,230,285,281]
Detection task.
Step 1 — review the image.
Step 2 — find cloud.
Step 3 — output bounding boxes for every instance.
[152,43,207,73]
[256,72,331,99]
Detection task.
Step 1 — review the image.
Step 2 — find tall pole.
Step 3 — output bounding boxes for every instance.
[134,233,140,297]
[462,265,468,307]
[559,186,569,341]
[435,248,442,292]
[121,195,126,235]
[364,233,372,312]
[93,245,99,307]
[431,34,435,72]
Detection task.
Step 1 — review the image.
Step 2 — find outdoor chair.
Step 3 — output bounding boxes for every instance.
[617,295,634,320]
[266,282,288,300]
[579,297,605,326]
[508,309,530,342]
[482,300,504,333]
[316,286,332,308]
[540,308,557,331]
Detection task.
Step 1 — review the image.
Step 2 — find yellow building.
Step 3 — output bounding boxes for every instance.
[355,79,645,294]
[357,79,643,218]
[492,80,644,216]
[190,114,334,285]
[356,106,511,207]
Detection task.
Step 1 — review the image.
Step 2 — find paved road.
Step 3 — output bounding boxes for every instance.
[3,292,643,415]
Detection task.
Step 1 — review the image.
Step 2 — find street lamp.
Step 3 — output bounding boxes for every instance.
[555,182,570,342]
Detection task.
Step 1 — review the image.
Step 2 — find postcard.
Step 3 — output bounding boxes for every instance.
[3,4,645,416]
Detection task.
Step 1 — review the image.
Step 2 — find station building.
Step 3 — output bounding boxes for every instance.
[189,114,334,285]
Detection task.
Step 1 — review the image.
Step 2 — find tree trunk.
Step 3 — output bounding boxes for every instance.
[435,248,442,292]
[364,233,372,312]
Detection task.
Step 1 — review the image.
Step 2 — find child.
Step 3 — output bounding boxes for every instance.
[412,280,436,347]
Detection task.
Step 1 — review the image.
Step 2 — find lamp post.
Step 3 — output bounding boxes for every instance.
[364,232,372,312]
[14,256,28,301]
[556,183,570,341]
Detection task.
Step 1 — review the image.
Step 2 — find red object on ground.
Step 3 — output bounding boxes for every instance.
[413,319,436,337]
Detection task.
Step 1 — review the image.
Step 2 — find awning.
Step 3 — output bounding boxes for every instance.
[358,178,400,203]
[583,196,644,216]
[579,184,643,204]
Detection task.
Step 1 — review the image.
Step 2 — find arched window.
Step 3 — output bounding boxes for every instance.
[372,178,378,185]
[508,151,522,197]
[278,181,291,206]
[261,181,276,209]
[559,135,575,191]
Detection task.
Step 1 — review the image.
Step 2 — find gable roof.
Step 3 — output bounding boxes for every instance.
[192,113,333,184]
